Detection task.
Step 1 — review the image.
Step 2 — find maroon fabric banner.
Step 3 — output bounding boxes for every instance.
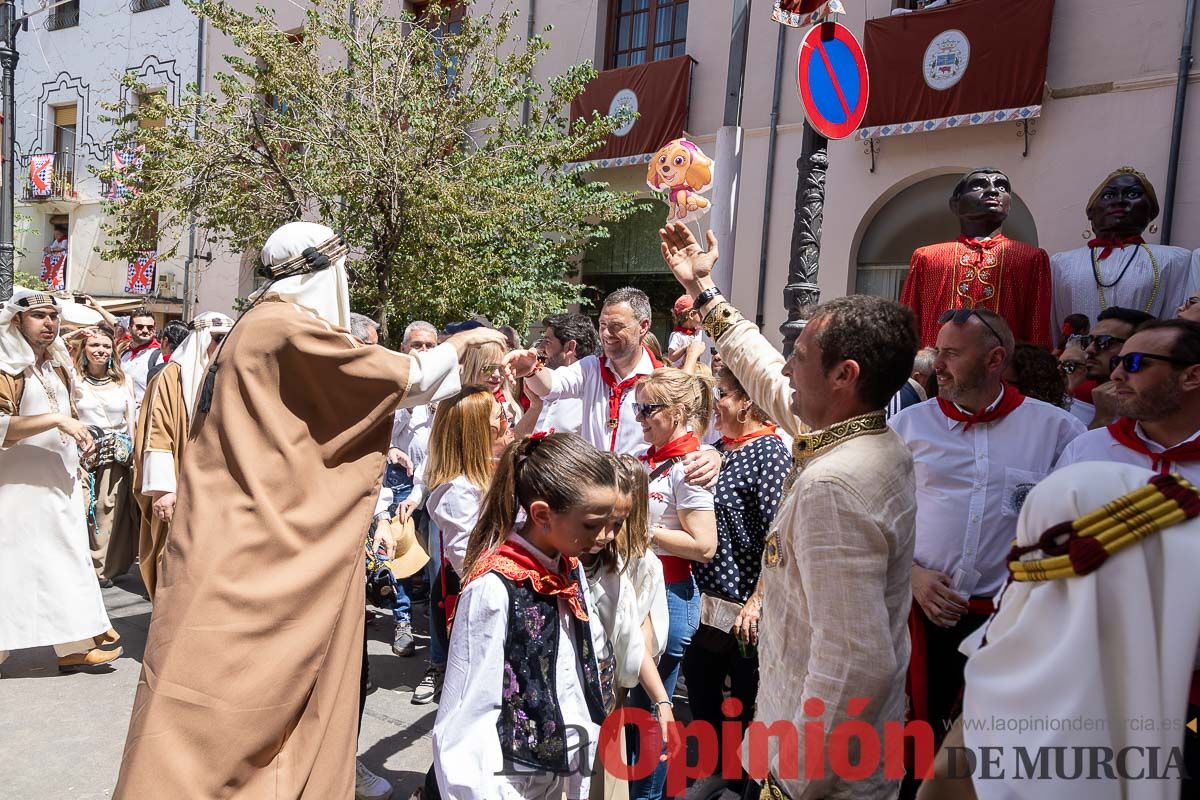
[857,0,1054,138]
[570,55,692,161]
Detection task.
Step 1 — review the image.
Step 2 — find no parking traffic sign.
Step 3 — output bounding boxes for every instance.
[797,21,869,140]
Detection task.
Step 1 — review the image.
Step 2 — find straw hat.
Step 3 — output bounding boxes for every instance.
[384,515,429,579]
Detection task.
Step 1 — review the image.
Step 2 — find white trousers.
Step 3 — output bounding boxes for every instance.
[0,637,93,664]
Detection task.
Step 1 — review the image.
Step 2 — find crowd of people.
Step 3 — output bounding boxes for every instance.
[0,163,1198,800]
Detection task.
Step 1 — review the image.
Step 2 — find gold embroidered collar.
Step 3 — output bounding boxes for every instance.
[792,411,888,462]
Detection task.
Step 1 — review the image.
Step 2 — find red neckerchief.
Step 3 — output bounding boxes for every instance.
[162,351,172,362]
[722,423,778,449]
[126,338,160,358]
[1088,235,1145,261]
[672,326,695,335]
[640,432,701,471]
[956,234,1004,251]
[463,538,587,622]
[1107,416,1200,474]
[937,383,1025,431]
[598,346,662,450]
[493,388,507,405]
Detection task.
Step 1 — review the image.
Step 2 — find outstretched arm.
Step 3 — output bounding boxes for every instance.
[659,223,801,437]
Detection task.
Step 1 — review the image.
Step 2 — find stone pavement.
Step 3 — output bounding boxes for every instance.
[0,572,437,800]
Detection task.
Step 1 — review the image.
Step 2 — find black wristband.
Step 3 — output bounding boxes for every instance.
[695,285,722,308]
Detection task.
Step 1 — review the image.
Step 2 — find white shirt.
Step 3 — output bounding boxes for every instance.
[667,329,700,367]
[1068,397,1095,428]
[647,458,715,540]
[120,344,161,408]
[543,350,657,457]
[427,475,484,575]
[390,403,434,470]
[533,395,583,437]
[1055,422,1200,484]
[433,532,598,800]
[889,394,1085,597]
[75,379,135,436]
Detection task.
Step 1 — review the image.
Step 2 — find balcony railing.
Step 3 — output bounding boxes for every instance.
[45,1,79,30]
[22,151,78,202]
[131,0,170,12]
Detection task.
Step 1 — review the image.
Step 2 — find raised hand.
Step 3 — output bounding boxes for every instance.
[659,222,719,292]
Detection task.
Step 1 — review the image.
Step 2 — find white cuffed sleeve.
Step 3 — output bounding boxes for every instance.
[404,343,462,406]
[141,450,177,494]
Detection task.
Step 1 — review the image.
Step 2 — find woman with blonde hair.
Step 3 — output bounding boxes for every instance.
[630,366,718,800]
[458,339,523,429]
[73,326,138,587]
[420,384,512,703]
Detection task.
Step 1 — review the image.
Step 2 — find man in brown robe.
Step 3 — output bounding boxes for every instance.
[114,222,504,798]
[132,311,233,599]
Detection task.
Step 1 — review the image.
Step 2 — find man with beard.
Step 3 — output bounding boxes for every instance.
[119,307,161,408]
[522,312,598,437]
[1056,319,1200,484]
[1076,306,1154,430]
[889,309,1083,793]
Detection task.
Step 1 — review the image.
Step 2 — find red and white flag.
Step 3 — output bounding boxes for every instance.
[40,249,66,292]
[29,154,55,197]
[125,251,156,295]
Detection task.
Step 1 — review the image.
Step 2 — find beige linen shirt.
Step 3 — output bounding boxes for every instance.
[719,317,917,800]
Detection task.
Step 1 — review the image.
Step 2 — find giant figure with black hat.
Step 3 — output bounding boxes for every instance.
[900,168,1053,348]
[114,222,506,798]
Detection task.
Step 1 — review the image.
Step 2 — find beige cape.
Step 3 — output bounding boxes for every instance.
[131,360,186,598]
[115,301,425,798]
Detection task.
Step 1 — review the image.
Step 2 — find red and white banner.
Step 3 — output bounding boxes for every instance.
[109,146,144,199]
[29,154,55,197]
[125,251,156,295]
[40,249,66,292]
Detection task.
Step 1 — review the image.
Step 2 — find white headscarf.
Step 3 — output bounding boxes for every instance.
[961,462,1200,800]
[0,287,72,376]
[252,221,350,329]
[172,311,234,422]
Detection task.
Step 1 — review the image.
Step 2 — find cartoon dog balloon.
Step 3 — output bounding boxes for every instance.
[647,138,714,225]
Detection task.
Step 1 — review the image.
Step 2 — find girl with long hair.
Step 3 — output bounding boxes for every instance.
[73,326,138,587]
[421,384,512,702]
[459,339,523,430]
[630,367,718,800]
[433,432,619,799]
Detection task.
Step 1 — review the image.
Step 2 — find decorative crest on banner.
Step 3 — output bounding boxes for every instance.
[40,249,66,292]
[29,154,55,198]
[125,251,157,295]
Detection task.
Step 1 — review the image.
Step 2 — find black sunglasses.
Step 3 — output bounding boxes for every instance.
[938,308,1003,345]
[1057,360,1084,375]
[634,402,666,419]
[1110,352,1197,374]
[1077,334,1127,352]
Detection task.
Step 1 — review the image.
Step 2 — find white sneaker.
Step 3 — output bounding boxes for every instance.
[355,759,393,800]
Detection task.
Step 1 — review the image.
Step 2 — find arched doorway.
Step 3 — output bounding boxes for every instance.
[854,174,1038,300]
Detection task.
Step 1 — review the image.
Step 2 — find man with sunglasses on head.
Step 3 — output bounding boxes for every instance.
[1078,306,1155,430]
[1056,319,1200,484]
[120,307,161,408]
[889,308,1084,792]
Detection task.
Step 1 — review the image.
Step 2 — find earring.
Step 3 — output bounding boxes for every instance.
[107,357,113,370]
[736,406,750,425]
[1149,223,1159,234]
[1082,229,1093,239]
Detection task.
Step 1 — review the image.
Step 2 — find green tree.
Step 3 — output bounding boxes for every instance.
[99,0,632,337]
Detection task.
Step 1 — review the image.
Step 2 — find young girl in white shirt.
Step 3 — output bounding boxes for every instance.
[432,432,619,800]
[630,367,718,800]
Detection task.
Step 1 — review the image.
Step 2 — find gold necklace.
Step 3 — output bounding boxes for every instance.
[1092,244,1158,313]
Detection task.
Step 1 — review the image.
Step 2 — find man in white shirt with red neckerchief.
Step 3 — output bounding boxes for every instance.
[888,307,1084,779]
[521,311,598,438]
[1056,318,1200,484]
[513,287,721,482]
[119,307,161,408]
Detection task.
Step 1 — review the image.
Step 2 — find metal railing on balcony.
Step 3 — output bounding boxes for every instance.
[131,0,170,12]
[22,151,78,202]
[45,1,80,30]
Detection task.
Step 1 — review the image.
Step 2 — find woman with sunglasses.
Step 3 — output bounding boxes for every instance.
[422,385,513,698]
[459,340,523,430]
[629,367,718,800]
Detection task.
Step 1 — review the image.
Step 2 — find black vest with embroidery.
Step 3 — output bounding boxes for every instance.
[495,572,608,773]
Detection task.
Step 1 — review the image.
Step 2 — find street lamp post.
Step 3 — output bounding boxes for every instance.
[0,0,18,302]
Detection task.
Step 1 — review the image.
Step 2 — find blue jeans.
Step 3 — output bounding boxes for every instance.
[629,576,700,800]
[422,513,447,668]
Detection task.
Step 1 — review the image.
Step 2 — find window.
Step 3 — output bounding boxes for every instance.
[137,91,167,128]
[46,0,80,30]
[131,0,170,12]
[607,0,687,69]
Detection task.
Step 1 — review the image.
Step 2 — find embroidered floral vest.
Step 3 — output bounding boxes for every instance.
[496,573,608,773]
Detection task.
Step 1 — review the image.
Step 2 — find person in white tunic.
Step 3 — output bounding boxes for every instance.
[917,462,1200,800]
[0,289,120,671]
[1050,167,1199,337]
[118,306,161,409]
